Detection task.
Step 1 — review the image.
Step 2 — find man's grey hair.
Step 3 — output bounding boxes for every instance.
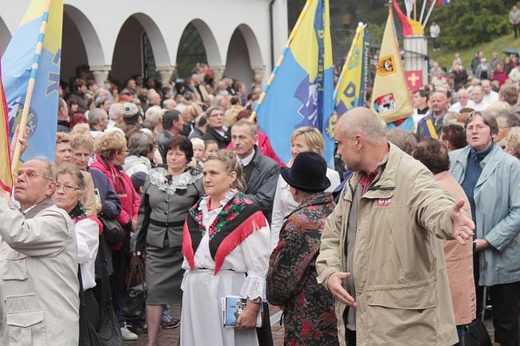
[231,119,257,136]
[88,108,108,127]
[108,103,124,120]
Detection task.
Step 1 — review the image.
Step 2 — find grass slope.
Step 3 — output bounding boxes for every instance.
[429,33,517,70]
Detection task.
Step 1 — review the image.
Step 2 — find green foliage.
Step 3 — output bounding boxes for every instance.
[431,0,509,49]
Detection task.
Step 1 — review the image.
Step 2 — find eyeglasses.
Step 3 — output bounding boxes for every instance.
[15,169,52,181]
[466,124,488,132]
[56,183,80,193]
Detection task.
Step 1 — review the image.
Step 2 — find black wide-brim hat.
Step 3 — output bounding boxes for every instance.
[281,151,331,193]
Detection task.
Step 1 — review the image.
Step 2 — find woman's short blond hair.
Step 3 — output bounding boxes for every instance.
[70,133,94,152]
[291,126,325,155]
[95,131,127,161]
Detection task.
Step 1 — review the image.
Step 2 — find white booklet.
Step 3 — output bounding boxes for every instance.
[221,295,263,328]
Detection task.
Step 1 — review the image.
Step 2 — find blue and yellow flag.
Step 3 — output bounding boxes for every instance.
[253,0,335,167]
[1,0,63,162]
[0,60,13,194]
[334,23,369,116]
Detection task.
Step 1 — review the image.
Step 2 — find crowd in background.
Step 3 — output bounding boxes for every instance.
[2,51,520,345]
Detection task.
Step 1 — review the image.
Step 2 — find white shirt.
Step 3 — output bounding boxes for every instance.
[76,218,100,290]
[483,91,499,105]
[270,167,341,250]
[448,100,475,113]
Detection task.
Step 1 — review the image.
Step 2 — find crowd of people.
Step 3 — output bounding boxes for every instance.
[0,54,520,346]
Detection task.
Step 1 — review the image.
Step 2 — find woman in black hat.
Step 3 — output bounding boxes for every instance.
[266,151,339,345]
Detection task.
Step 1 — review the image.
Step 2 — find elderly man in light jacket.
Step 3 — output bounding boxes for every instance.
[316,108,475,346]
[0,158,79,345]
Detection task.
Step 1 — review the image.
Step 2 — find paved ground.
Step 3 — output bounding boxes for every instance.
[125,304,498,346]
[124,304,285,346]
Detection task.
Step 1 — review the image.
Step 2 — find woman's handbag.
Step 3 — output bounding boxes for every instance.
[460,318,492,346]
[122,255,146,319]
[125,254,145,287]
[98,216,124,246]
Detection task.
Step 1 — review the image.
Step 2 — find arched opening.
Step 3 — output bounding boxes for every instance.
[112,13,169,86]
[225,24,263,92]
[62,5,104,87]
[177,23,206,79]
[62,9,88,85]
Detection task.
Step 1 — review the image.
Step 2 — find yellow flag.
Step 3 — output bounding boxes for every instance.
[370,4,413,123]
[0,61,13,195]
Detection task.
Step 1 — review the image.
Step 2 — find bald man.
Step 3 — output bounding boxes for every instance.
[470,85,489,111]
[316,107,475,346]
[448,88,475,113]
[416,91,449,140]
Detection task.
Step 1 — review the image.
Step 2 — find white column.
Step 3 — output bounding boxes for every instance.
[210,65,226,82]
[156,65,176,86]
[90,65,111,88]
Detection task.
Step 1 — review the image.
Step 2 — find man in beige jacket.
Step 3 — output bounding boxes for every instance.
[316,107,474,346]
[0,158,79,345]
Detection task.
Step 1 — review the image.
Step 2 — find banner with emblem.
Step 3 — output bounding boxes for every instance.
[370,1,413,123]
[1,0,63,163]
[252,0,335,167]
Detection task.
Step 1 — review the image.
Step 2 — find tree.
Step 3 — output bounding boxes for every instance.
[431,0,508,49]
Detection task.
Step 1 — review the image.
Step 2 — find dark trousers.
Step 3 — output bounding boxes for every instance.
[256,302,273,346]
[514,24,519,38]
[110,248,128,328]
[346,329,356,346]
[475,253,520,346]
[432,37,440,49]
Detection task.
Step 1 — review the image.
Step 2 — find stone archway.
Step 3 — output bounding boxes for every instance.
[62,5,105,85]
[225,24,264,91]
[176,19,221,79]
[112,13,170,85]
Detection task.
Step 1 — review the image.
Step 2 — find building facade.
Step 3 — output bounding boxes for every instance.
[0,0,289,89]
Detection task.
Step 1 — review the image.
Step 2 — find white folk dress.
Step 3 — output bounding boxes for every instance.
[180,193,270,346]
[180,192,270,346]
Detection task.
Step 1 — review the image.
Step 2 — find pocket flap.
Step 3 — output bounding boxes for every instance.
[7,311,44,328]
[3,258,28,281]
[366,282,437,310]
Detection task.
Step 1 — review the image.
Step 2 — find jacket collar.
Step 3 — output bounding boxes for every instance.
[289,191,333,218]
[346,143,400,200]
[452,144,503,187]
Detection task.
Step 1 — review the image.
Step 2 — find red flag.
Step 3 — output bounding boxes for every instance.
[393,0,424,37]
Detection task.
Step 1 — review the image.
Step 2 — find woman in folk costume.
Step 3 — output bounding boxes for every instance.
[180,150,271,346]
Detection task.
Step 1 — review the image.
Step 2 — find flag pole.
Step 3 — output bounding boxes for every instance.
[334,22,365,105]
[250,0,313,121]
[422,0,436,28]
[413,0,417,21]
[419,0,427,24]
[10,0,52,174]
